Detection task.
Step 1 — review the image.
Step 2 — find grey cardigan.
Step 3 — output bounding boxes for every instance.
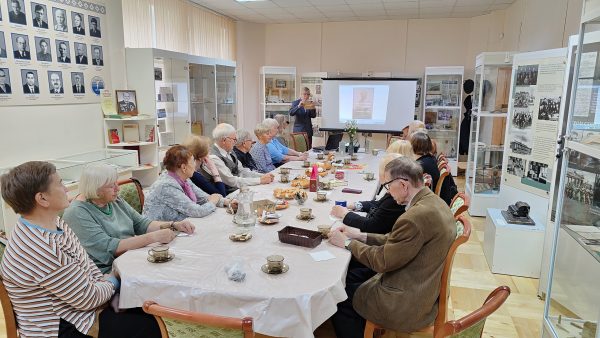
[142,172,219,222]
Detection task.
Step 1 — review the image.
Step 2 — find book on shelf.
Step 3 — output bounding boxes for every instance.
[157,108,167,118]
[145,125,156,142]
[108,128,121,144]
[122,124,140,143]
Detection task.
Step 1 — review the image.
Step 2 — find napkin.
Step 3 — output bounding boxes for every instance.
[309,250,336,262]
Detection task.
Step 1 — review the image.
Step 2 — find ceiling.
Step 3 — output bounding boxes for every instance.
[189,0,516,24]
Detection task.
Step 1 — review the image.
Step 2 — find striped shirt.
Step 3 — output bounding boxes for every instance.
[0,217,115,338]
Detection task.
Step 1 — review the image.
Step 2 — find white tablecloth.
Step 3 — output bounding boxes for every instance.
[114,151,382,338]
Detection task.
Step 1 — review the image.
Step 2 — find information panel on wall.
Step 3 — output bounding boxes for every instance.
[0,0,109,106]
[503,50,567,197]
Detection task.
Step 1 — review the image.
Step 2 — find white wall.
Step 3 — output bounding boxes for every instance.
[0,0,126,168]
[236,21,265,131]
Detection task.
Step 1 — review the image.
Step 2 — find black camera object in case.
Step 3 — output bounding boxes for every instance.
[501,201,535,225]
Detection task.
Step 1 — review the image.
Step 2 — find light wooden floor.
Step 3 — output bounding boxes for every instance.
[0,177,545,338]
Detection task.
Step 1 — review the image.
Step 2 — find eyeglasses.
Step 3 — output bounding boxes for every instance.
[226,137,237,143]
[381,177,408,191]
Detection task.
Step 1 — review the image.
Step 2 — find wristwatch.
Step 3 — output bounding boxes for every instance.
[344,238,353,251]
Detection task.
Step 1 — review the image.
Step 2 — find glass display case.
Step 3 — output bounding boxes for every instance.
[543,12,600,338]
[261,66,296,119]
[189,63,216,138]
[423,66,464,176]
[155,57,190,146]
[466,52,513,216]
[216,65,237,126]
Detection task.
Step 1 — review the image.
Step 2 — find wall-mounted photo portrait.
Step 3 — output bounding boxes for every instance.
[52,7,67,32]
[8,0,27,25]
[48,70,64,94]
[56,39,70,63]
[35,36,52,62]
[91,44,103,66]
[31,2,48,28]
[0,68,12,94]
[116,90,138,115]
[74,42,87,64]
[71,72,85,94]
[11,33,30,60]
[72,12,85,35]
[21,69,39,94]
[0,32,7,58]
[89,15,101,38]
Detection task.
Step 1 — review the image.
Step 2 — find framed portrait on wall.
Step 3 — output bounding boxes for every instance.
[116,89,138,116]
[275,79,286,88]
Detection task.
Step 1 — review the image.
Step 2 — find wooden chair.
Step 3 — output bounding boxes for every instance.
[143,301,254,338]
[290,132,309,152]
[423,173,433,188]
[435,164,450,196]
[437,159,448,171]
[436,286,511,338]
[450,192,469,219]
[364,215,472,338]
[117,177,145,214]
[0,243,18,338]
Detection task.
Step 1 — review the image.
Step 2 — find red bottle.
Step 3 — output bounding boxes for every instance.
[309,164,318,192]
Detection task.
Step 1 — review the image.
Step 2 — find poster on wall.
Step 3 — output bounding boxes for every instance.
[503,53,567,197]
[0,0,109,106]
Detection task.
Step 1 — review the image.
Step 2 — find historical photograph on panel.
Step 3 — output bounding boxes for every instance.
[507,156,526,177]
[565,169,600,211]
[91,45,103,66]
[48,70,64,94]
[52,7,68,32]
[8,0,27,25]
[513,87,535,108]
[56,40,71,63]
[31,2,48,29]
[538,96,561,121]
[569,150,600,172]
[71,72,85,94]
[35,36,52,62]
[116,90,138,115]
[512,107,533,130]
[21,69,39,94]
[515,64,539,86]
[0,68,12,94]
[74,42,87,64]
[11,33,30,60]
[570,129,600,146]
[526,160,549,184]
[0,31,7,58]
[89,16,101,38]
[72,12,85,35]
[509,131,532,155]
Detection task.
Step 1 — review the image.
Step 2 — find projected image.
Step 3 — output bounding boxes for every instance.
[339,85,389,124]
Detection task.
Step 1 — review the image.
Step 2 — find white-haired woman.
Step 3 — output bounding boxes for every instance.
[63,163,195,274]
[250,123,276,173]
[233,129,259,171]
[273,114,291,147]
[262,118,307,166]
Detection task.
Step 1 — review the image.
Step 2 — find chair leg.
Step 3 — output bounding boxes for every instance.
[365,321,386,338]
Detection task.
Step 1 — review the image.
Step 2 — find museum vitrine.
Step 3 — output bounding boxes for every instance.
[261,66,296,119]
[466,52,513,216]
[423,66,463,176]
[543,10,600,338]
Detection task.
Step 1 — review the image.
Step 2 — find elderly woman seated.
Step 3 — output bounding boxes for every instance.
[250,122,276,173]
[330,153,405,234]
[233,129,259,171]
[0,161,160,338]
[63,163,195,274]
[263,118,307,166]
[183,135,227,197]
[143,145,232,222]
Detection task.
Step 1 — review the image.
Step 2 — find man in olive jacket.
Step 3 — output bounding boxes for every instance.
[328,157,456,337]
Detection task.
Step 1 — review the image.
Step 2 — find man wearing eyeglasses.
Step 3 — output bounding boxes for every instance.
[328,157,456,338]
[233,129,259,172]
[209,123,274,194]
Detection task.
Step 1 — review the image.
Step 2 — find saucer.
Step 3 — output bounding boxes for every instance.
[147,253,175,263]
[364,177,376,181]
[261,263,289,274]
[296,214,315,221]
[313,198,330,202]
[259,218,279,225]
[229,233,253,242]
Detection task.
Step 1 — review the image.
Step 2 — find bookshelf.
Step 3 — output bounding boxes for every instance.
[260,66,296,119]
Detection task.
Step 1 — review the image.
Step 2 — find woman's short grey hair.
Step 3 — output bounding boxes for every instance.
[236,129,253,146]
[274,114,288,129]
[79,163,118,199]
[384,157,423,187]
[262,118,279,129]
[212,123,236,141]
[254,123,271,137]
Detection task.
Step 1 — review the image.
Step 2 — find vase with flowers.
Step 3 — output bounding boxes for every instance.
[345,120,358,155]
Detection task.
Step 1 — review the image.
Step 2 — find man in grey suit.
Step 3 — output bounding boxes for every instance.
[0,69,12,94]
[22,72,39,94]
[328,157,456,337]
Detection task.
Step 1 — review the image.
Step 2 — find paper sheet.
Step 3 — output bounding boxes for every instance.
[309,250,336,262]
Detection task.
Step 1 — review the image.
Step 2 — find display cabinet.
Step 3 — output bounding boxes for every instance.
[300,72,327,147]
[466,53,513,216]
[423,66,463,176]
[543,10,600,338]
[261,66,296,119]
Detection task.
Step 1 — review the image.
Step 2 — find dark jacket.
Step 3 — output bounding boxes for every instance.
[190,172,226,197]
[233,147,258,172]
[289,99,316,136]
[416,154,440,193]
[343,193,405,234]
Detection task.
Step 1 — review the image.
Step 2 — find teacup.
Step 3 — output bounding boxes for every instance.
[148,245,170,262]
[299,207,312,219]
[316,190,327,201]
[343,158,351,165]
[280,167,290,175]
[303,160,311,168]
[317,225,332,238]
[317,153,324,160]
[364,172,375,180]
[371,149,379,156]
[280,173,290,183]
[351,154,358,161]
[266,254,284,273]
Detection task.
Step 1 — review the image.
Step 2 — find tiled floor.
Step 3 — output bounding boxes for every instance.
[0,177,546,338]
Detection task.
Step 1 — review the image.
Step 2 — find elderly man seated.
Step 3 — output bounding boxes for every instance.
[233,129,259,171]
[328,157,456,338]
[262,118,307,166]
[210,123,274,194]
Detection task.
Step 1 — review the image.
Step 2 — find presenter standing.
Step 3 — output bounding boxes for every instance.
[289,87,317,149]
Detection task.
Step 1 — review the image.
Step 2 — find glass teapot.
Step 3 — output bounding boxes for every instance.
[233,186,256,227]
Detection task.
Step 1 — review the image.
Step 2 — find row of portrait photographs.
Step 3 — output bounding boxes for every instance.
[0,31,104,65]
[0,68,87,94]
[1,0,102,38]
